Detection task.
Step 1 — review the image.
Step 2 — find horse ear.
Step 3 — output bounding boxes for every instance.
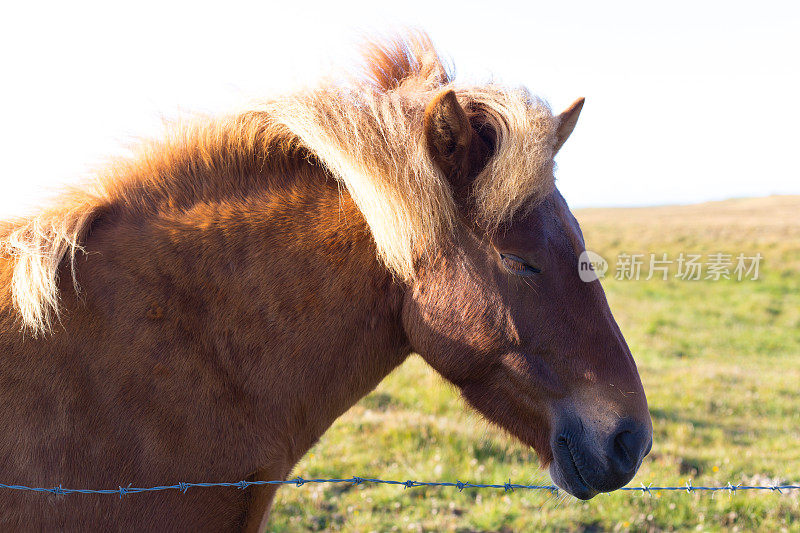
[424,89,473,179]
[553,97,585,153]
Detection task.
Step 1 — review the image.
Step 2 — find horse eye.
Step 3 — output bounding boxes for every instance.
[500,254,541,276]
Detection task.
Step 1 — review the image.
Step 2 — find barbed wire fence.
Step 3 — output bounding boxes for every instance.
[2,476,799,498]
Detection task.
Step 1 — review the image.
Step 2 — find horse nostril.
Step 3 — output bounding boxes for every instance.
[611,429,642,474]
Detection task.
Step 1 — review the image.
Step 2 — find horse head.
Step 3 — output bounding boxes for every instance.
[402,90,652,499]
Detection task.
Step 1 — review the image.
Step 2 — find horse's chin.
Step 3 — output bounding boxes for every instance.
[548,448,598,500]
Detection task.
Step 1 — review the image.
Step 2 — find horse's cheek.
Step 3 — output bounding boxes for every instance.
[402,279,499,385]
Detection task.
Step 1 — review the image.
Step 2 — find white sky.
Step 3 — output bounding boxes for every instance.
[1,0,798,216]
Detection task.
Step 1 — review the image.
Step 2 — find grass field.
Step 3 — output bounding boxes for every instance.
[268,195,800,532]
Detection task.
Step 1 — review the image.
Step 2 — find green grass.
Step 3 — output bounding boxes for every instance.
[268,196,800,532]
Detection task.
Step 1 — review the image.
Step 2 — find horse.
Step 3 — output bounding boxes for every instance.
[0,33,651,531]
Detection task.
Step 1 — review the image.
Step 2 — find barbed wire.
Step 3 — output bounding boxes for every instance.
[1,477,799,498]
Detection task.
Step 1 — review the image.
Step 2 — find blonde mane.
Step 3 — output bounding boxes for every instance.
[2,31,557,335]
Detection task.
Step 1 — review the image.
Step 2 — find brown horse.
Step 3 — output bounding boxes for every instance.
[0,33,651,531]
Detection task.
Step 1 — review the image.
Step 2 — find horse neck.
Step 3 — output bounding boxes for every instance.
[79,164,412,462]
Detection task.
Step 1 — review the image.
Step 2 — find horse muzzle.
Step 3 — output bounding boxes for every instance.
[548,416,652,499]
